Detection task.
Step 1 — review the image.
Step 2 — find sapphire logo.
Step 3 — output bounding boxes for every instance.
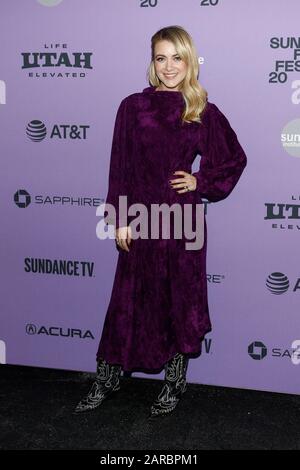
[14,190,31,208]
[13,190,101,208]
[266,272,289,294]
[26,120,47,142]
[249,341,300,361]
[248,341,267,360]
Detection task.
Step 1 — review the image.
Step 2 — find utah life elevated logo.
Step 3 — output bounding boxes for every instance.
[21,43,93,78]
[265,194,300,231]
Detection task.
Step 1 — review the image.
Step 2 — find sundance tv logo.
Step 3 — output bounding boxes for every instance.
[24,257,95,277]
[26,324,94,340]
[26,120,89,141]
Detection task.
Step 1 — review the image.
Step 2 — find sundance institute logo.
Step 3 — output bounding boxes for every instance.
[281,118,300,157]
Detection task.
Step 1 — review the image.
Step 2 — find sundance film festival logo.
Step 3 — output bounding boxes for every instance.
[21,43,93,78]
[265,194,300,230]
[26,120,89,141]
[266,272,300,294]
[14,189,101,208]
[0,80,6,104]
[248,341,300,363]
[269,36,300,84]
[96,196,205,251]
[26,323,94,339]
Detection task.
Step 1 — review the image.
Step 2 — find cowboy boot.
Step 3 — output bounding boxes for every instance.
[73,357,122,414]
[149,352,189,418]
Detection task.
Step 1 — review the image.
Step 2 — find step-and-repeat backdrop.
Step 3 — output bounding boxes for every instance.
[1,0,299,395]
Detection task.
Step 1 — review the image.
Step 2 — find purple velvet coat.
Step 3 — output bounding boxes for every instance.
[96,85,247,373]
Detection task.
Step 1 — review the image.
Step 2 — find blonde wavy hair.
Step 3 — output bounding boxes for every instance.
[147,25,208,124]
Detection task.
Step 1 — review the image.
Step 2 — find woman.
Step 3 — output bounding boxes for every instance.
[74,25,247,418]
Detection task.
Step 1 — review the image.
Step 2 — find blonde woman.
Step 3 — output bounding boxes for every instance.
[75,25,247,418]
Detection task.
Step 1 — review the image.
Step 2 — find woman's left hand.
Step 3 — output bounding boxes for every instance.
[169,170,197,193]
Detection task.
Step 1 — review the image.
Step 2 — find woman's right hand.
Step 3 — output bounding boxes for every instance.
[115,226,132,252]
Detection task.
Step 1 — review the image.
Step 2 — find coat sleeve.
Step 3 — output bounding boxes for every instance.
[103,97,134,229]
[192,102,247,202]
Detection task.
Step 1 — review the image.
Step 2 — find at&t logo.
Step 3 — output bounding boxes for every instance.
[266,272,300,294]
[26,120,89,141]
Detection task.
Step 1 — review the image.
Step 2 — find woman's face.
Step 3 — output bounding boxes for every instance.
[153,40,187,91]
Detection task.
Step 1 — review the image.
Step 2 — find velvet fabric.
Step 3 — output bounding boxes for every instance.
[96,85,247,373]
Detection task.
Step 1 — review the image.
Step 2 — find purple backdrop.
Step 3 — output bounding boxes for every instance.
[1,0,300,395]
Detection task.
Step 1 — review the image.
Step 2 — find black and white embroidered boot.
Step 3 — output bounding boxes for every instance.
[149,352,189,418]
[74,358,122,414]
